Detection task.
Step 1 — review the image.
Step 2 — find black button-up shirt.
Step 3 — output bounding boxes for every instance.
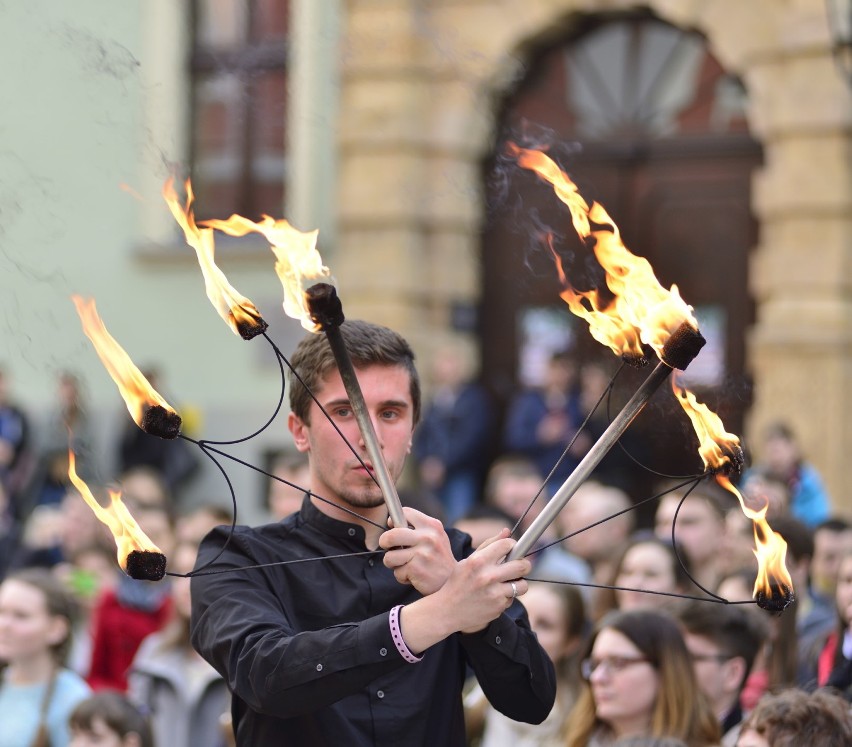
[190,498,556,746]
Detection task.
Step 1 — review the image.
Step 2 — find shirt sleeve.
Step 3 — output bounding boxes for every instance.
[458,602,557,725]
[189,529,409,718]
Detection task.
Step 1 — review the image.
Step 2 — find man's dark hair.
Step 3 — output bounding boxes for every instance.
[676,601,768,687]
[288,320,421,425]
[816,517,851,534]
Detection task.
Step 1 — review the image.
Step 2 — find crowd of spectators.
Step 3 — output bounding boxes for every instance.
[0,353,849,746]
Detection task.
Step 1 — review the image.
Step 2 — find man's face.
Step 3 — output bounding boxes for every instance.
[288,364,414,513]
[683,631,740,717]
[811,528,852,597]
[655,494,725,566]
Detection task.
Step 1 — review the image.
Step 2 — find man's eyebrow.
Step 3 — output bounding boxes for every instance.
[321,397,410,410]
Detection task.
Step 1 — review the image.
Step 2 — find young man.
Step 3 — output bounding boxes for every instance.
[190,321,555,746]
[676,602,767,746]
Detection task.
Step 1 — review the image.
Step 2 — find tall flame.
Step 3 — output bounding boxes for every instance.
[162,178,267,339]
[673,377,793,601]
[67,451,161,571]
[200,213,331,332]
[510,143,698,360]
[71,295,178,429]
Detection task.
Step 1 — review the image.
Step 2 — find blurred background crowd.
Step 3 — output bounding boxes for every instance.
[1,347,851,746]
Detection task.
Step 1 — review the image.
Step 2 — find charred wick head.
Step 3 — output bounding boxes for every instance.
[305,283,345,330]
[660,323,706,371]
[125,550,167,581]
[140,405,181,439]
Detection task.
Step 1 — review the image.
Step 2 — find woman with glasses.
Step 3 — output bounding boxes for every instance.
[564,609,719,747]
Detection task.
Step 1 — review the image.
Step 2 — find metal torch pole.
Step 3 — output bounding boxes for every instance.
[305,283,407,529]
[508,360,674,561]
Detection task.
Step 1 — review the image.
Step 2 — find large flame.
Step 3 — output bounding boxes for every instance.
[67,451,161,571]
[162,178,267,338]
[674,377,793,600]
[510,143,698,360]
[71,295,178,429]
[200,213,331,332]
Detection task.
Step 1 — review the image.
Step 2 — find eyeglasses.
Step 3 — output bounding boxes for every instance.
[580,656,650,680]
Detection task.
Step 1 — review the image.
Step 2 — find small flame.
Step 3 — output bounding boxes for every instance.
[200,214,331,332]
[71,295,178,429]
[510,143,698,360]
[671,376,741,471]
[162,178,267,338]
[67,451,161,572]
[717,474,794,601]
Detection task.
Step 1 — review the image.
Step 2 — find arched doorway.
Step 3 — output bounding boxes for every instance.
[481,11,762,517]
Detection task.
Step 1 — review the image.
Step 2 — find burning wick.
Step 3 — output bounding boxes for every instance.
[140,405,182,440]
[124,550,168,582]
[303,283,407,529]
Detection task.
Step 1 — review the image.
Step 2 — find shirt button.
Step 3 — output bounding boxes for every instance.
[348,528,356,537]
[377,690,385,699]
[316,663,323,671]
[495,636,502,645]
[380,648,388,657]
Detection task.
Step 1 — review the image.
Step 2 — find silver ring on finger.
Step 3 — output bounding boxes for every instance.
[510,581,518,600]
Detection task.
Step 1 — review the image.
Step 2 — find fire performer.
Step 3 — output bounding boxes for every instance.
[189,320,556,746]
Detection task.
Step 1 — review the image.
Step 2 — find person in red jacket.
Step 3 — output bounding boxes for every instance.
[86,499,175,691]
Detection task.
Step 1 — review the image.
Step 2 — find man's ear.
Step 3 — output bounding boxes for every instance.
[288,412,310,453]
[724,656,748,694]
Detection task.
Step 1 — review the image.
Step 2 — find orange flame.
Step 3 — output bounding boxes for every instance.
[510,143,698,360]
[717,474,794,600]
[162,178,267,338]
[200,213,331,332]
[71,295,178,429]
[67,451,161,571]
[673,377,793,600]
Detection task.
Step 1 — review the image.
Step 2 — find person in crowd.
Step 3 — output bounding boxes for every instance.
[129,542,230,747]
[175,503,233,546]
[675,602,768,746]
[799,546,852,699]
[799,518,852,649]
[717,516,811,707]
[564,608,719,747]
[68,690,154,747]
[87,500,175,692]
[467,582,587,747]
[0,366,32,511]
[746,421,830,526]
[555,481,635,620]
[190,320,556,746]
[412,342,494,523]
[577,360,650,501]
[503,350,590,493]
[453,504,514,550]
[264,450,311,521]
[736,688,852,746]
[738,467,790,521]
[20,373,96,521]
[654,481,729,593]
[483,454,590,586]
[0,567,91,747]
[597,532,694,620]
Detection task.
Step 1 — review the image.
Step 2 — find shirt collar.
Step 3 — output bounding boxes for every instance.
[299,494,369,546]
